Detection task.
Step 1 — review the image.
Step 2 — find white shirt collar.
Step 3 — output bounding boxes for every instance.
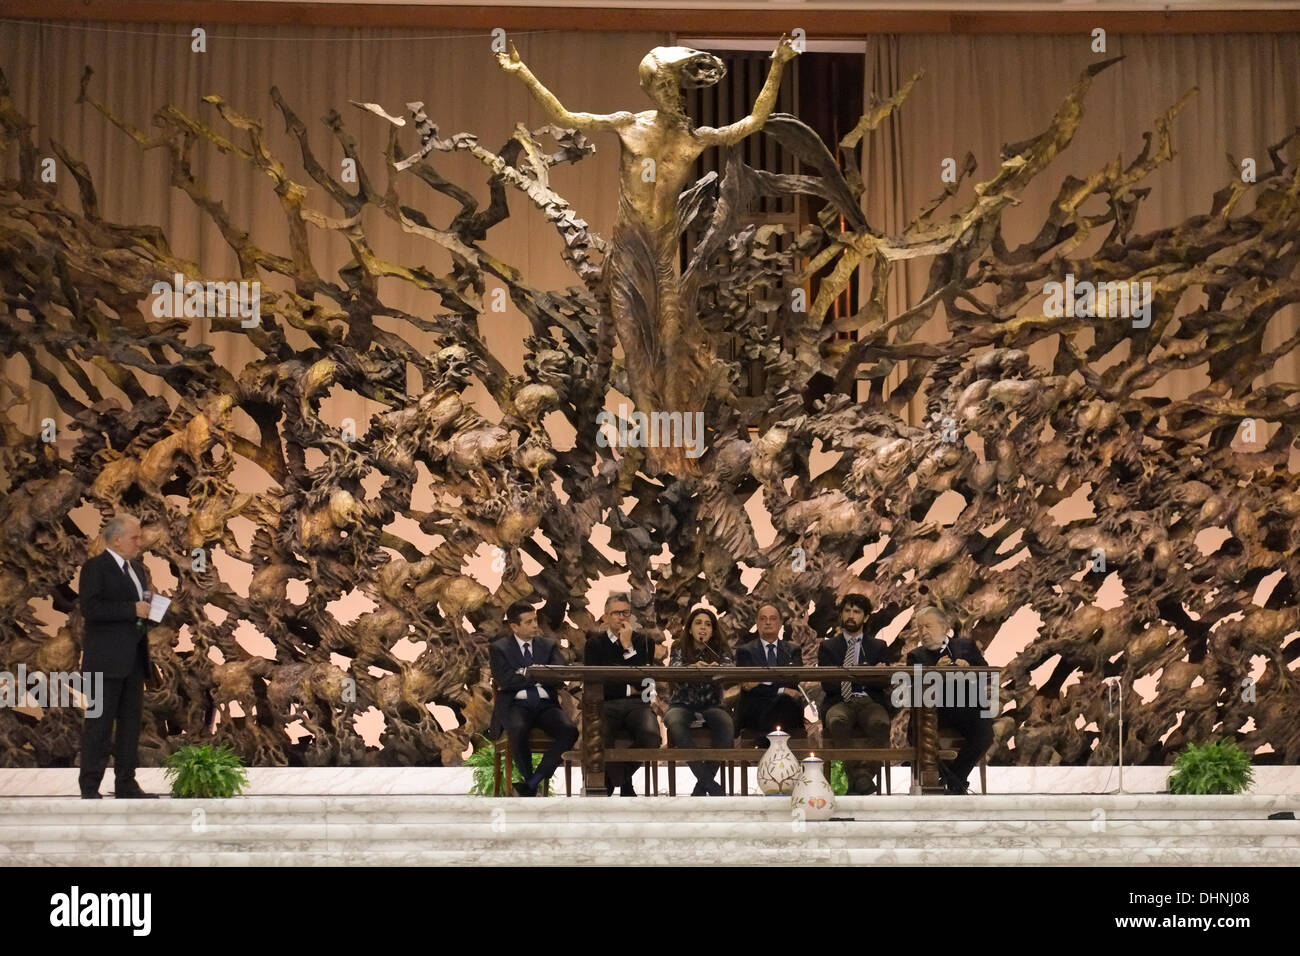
[608,631,620,643]
[844,630,864,642]
[105,547,126,568]
[515,635,534,652]
[760,636,779,647]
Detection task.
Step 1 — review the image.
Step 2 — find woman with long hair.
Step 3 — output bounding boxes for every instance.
[664,606,735,795]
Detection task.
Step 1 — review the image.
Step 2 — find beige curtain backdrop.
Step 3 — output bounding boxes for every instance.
[2,24,1297,697]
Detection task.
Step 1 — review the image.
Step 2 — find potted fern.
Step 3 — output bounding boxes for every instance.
[1167,739,1254,795]
[164,743,250,798]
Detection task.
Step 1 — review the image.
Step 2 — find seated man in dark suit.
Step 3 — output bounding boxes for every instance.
[818,593,894,794]
[489,601,578,796]
[735,603,805,740]
[905,605,994,795]
[583,592,664,796]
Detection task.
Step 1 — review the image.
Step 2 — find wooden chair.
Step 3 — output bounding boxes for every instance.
[493,731,563,796]
[664,726,735,796]
[815,737,892,795]
[886,716,988,794]
[937,730,989,794]
[559,730,661,795]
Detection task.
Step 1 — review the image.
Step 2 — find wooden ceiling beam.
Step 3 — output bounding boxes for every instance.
[2,3,1298,35]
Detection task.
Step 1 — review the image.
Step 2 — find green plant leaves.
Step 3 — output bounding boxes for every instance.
[163,743,251,798]
[1167,738,1254,795]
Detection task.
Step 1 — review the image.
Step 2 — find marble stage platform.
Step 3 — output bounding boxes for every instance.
[3,765,1299,797]
[2,774,1297,866]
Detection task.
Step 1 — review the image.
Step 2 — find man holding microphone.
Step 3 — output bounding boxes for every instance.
[77,514,165,799]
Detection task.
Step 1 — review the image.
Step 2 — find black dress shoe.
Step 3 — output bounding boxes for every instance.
[939,766,969,795]
[80,791,102,800]
[513,779,537,797]
[618,785,637,797]
[114,785,159,799]
[849,775,878,796]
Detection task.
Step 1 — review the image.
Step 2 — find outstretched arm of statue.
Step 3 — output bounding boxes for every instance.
[496,42,634,133]
[696,35,798,147]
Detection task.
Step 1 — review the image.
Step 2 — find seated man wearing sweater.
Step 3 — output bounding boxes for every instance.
[583,592,664,796]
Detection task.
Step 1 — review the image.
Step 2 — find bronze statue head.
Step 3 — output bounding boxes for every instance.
[638,46,726,112]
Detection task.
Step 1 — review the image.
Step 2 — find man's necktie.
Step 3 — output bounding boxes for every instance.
[122,559,143,601]
[522,642,537,700]
[766,643,777,666]
[842,636,859,701]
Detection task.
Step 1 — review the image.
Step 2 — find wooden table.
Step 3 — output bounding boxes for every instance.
[526,664,1000,796]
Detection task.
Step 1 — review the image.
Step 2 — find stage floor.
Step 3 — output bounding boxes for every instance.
[3,792,1296,866]
[4,765,1299,796]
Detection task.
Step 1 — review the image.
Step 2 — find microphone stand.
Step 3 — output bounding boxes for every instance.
[1105,677,1127,794]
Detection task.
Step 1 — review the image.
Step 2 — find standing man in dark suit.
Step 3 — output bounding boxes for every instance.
[906,605,994,795]
[735,603,805,739]
[583,592,663,796]
[819,593,894,794]
[78,514,160,799]
[489,601,578,796]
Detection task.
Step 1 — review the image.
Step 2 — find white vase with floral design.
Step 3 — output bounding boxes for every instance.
[756,729,801,794]
[791,755,836,821]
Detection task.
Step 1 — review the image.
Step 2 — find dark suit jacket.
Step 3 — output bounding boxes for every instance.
[818,631,894,711]
[488,634,567,737]
[583,629,657,700]
[79,550,151,679]
[735,636,803,698]
[906,637,987,668]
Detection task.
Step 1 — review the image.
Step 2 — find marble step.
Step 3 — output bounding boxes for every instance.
[4,818,1297,842]
[11,846,1300,866]
[2,794,1294,822]
[7,794,1296,866]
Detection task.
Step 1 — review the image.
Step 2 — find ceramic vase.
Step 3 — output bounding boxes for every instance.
[791,755,836,821]
[756,729,801,794]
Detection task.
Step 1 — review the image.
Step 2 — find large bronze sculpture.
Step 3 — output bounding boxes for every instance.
[0,47,1297,772]
[498,37,798,474]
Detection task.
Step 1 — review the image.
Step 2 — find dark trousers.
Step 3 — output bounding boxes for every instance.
[737,692,804,740]
[602,696,659,790]
[825,696,890,790]
[938,706,994,786]
[79,657,145,794]
[663,705,734,787]
[503,698,578,787]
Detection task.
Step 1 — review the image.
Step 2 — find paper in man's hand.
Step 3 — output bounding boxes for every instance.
[147,594,171,622]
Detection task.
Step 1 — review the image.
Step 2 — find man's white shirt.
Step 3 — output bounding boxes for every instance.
[106,548,144,601]
[513,636,550,700]
[609,631,637,696]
